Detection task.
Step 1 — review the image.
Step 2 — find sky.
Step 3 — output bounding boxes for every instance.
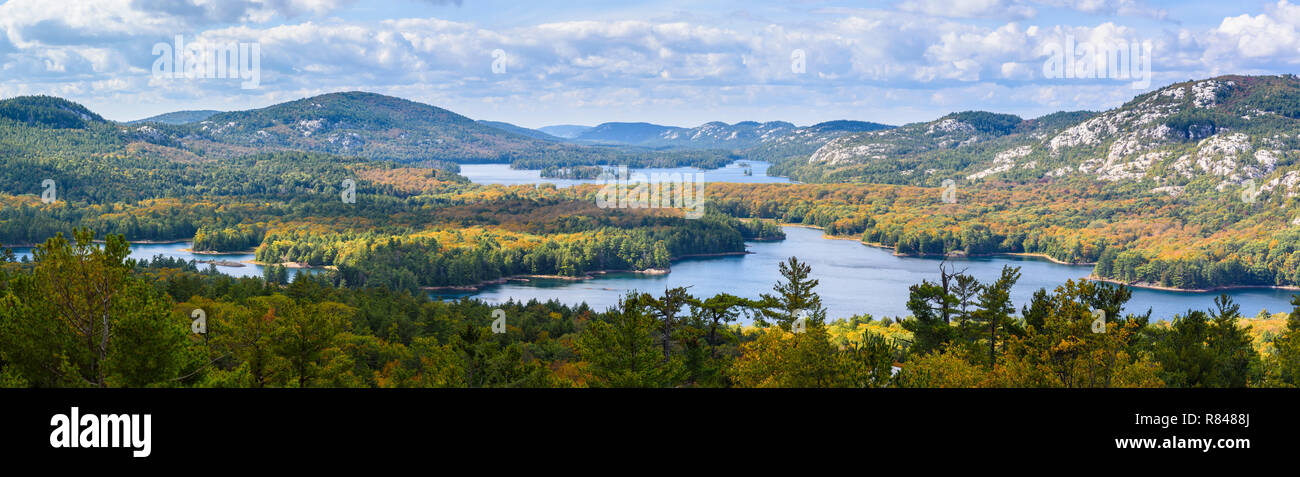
[1,0,1300,128]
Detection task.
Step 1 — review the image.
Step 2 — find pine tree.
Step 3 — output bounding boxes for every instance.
[967,266,1021,367]
[577,293,684,387]
[756,256,825,330]
[637,287,693,361]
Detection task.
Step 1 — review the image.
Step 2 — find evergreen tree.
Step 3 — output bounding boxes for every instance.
[966,266,1021,366]
[1265,295,1300,386]
[756,256,825,330]
[577,293,684,387]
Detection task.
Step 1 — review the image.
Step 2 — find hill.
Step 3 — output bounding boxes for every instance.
[569,119,893,158]
[159,92,733,167]
[0,95,105,129]
[537,124,593,138]
[129,110,222,125]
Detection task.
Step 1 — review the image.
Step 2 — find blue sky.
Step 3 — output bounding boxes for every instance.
[2,0,1299,128]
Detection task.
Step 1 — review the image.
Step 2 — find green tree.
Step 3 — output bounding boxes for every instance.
[1265,295,1300,386]
[637,287,694,361]
[0,229,184,387]
[270,300,353,388]
[966,266,1021,366]
[577,293,684,387]
[756,256,825,330]
[1152,295,1261,387]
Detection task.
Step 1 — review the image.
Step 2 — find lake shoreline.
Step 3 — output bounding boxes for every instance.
[186,248,258,255]
[781,223,1097,265]
[424,250,751,292]
[422,267,674,292]
[1087,276,1300,294]
[3,238,194,248]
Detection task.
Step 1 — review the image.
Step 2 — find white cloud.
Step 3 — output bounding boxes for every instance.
[0,0,1293,126]
[1202,0,1300,67]
[898,0,1037,20]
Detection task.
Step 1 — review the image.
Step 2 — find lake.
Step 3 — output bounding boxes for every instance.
[434,226,1299,320]
[457,160,793,187]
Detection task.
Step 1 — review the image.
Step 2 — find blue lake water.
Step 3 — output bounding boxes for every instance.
[434,226,1299,321]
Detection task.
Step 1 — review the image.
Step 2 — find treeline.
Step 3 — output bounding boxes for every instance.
[193,223,266,252]
[539,165,608,179]
[1096,242,1300,290]
[708,183,1108,264]
[253,215,768,291]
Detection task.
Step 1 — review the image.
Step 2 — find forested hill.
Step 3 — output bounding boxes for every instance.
[128,110,222,125]
[104,91,738,168]
[165,91,591,163]
[0,95,105,129]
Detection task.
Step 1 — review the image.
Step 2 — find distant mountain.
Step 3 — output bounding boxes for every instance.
[129,91,733,168]
[569,119,893,154]
[0,95,105,129]
[537,124,592,139]
[129,110,222,125]
[572,122,679,145]
[477,120,563,141]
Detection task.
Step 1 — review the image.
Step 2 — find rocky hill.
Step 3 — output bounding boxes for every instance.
[796,75,1300,204]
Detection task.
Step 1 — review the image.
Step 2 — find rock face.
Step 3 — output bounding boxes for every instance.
[802,75,1300,201]
[809,111,1020,167]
